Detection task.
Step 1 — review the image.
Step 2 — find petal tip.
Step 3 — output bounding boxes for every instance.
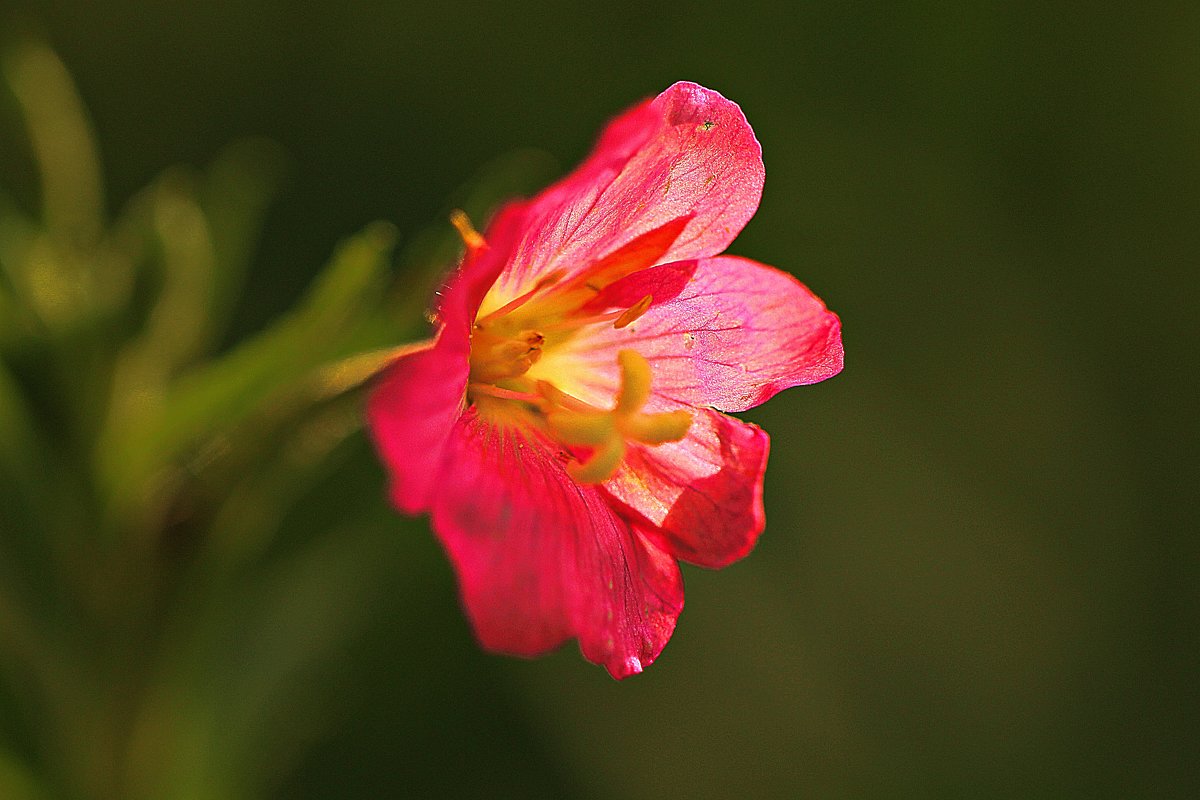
[655,80,764,164]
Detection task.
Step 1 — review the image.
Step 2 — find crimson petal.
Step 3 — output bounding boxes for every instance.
[490,82,764,301]
[604,408,769,568]
[368,200,532,512]
[562,255,844,412]
[431,412,683,679]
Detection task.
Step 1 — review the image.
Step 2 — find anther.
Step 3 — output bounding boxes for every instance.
[450,210,486,252]
[468,328,544,383]
[613,294,653,329]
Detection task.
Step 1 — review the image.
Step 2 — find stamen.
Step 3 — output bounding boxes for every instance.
[537,313,612,332]
[464,270,688,486]
[622,409,693,444]
[567,437,626,484]
[476,268,567,326]
[467,383,547,405]
[468,328,544,383]
[535,380,597,414]
[535,294,655,333]
[450,209,486,252]
[615,350,652,415]
[613,294,653,329]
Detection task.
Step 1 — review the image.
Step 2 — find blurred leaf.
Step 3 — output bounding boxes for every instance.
[87,180,156,322]
[122,515,390,800]
[0,191,44,334]
[148,174,219,370]
[96,222,397,534]
[216,522,387,787]
[0,286,11,340]
[199,138,286,340]
[0,39,106,331]
[304,338,434,404]
[202,397,365,571]
[0,749,48,800]
[0,361,36,475]
[1,38,103,251]
[166,219,396,443]
[91,175,218,534]
[0,569,66,730]
[106,173,218,385]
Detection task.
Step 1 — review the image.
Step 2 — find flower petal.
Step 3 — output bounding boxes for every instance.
[367,200,532,513]
[603,408,769,568]
[488,82,764,303]
[367,338,465,514]
[544,255,844,412]
[430,412,683,678]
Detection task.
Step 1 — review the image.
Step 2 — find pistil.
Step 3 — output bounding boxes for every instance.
[544,350,692,483]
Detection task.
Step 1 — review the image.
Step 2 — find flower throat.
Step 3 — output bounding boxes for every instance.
[452,211,692,483]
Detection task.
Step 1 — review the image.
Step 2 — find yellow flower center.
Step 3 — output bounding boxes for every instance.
[456,212,691,483]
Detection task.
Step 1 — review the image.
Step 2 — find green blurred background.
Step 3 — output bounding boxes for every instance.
[1,1,1196,798]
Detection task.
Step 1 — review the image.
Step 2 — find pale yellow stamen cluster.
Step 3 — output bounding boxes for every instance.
[468,327,544,384]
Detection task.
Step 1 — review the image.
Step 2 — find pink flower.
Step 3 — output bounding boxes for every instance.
[368,82,843,678]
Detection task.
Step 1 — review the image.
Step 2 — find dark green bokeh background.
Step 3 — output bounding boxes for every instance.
[3,1,1197,797]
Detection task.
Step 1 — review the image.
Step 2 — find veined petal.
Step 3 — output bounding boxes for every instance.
[431,412,683,679]
[543,255,844,412]
[367,338,464,514]
[367,200,532,513]
[603,408,769,569]
[487,82,764,305]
